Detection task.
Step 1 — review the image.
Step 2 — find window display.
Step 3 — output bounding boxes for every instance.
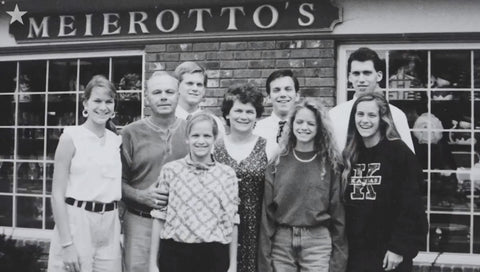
[0,54,143,231]
[342,46,480,254]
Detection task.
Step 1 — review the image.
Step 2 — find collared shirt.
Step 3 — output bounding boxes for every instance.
[151,155,240,244]
[175,105,226,138]
[328,97,415,153]
[253,112,288,144]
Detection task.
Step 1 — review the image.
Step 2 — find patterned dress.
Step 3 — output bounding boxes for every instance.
[213,137,268,272]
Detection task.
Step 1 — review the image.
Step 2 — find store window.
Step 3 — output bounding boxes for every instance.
[338,44,480,254]
[0,53,143,233]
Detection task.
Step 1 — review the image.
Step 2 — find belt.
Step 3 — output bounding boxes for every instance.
[65,197,117,213]
[126,206,152,219]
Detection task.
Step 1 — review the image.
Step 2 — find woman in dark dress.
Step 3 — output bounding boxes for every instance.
[213,83,276,272]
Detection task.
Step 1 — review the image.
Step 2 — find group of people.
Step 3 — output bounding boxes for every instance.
[47,47,428,272]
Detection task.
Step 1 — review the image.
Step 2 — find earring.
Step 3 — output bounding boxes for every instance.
[111,112,116,119]
[82,109,88,117]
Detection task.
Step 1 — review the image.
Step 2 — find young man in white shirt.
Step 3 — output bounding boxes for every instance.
[328,47,415,152]
[174,61,225,137]
[254,69,300,143]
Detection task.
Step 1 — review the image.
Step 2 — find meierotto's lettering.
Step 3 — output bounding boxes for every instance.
[253,5,278,29]
[156,9,180,33]
[129,11,149,34]
[84,14,93,36]
[102,13,121,35]
[220,6,245,31]
[298,3,314,26]
[188,8,212,32]
[58,15,76,37]
[28,16,50,38]
[13,1,340,41]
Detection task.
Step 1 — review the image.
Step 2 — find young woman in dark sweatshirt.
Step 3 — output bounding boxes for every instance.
[342,93,428,272]
[258,100,347,272]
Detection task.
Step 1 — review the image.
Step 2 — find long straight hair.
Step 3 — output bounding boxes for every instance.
[341,93,401,188]
[276,99,343,173]
[83,75,118,134]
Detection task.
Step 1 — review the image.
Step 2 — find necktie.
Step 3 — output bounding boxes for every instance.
[277,121,287,143]
[186,114,193,121]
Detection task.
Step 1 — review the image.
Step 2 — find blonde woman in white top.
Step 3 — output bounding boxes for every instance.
[48,75,122,272]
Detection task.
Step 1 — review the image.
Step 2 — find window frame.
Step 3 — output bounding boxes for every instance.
[337,43,480,262]
[0,50,145,238]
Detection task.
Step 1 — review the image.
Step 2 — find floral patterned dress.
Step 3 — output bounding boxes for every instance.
[213,137,268,272]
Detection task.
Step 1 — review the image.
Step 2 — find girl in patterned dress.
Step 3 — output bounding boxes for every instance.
[149,113,239,272]
[213,83,277,272]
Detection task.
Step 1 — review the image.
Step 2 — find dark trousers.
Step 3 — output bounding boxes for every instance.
[158,239,230,272]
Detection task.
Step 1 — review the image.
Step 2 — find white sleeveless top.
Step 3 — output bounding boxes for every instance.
[64,126,122,202]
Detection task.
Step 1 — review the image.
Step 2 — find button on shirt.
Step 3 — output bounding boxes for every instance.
[151,156,240,244]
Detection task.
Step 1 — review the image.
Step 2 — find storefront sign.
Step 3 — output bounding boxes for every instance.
[8,0,341,41]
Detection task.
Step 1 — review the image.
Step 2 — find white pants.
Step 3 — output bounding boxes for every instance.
[48,204,122,272]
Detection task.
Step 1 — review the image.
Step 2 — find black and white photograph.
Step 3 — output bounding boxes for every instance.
[0,0,478,271]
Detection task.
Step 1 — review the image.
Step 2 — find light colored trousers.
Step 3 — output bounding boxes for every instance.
[123,211,153,272]
[272,225,332,272]
[48,205,121,272]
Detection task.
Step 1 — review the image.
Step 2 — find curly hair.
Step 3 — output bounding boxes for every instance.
[221,83,264,126]
[341,92,401,189]
[275,99,343,173]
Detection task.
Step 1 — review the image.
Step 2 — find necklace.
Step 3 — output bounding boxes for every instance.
[293,149,317,163]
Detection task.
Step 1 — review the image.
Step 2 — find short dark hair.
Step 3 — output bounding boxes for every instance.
[347,47,383,72]
[265,69,299,95]
[221,83,264,126]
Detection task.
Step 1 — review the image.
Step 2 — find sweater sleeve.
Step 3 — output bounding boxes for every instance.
[387,142,428,259]
[328,170,348,272]
[257,164,276,272]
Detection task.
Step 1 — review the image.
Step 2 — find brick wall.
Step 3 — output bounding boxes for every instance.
[145,39,336,116]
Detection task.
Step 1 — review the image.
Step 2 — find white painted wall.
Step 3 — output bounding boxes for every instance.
[333,0,480,35]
